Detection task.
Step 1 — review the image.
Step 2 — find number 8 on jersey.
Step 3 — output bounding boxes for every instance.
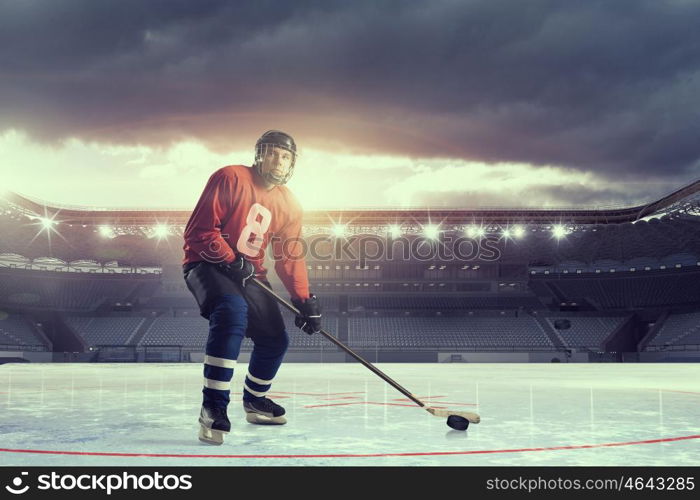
[236,203,272,257]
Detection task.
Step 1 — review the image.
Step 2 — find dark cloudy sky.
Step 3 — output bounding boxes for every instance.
[1,0,699,209]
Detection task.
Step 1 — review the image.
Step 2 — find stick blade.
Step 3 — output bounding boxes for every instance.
[427,407,481,424]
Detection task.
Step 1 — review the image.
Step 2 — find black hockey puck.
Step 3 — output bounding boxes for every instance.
[446,415,469,431]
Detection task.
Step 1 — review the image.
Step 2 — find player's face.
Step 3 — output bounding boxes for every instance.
[261,146,293,181]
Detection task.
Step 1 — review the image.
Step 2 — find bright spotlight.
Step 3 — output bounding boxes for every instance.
[513,226,526,239]
[552,225,568,239]
[98,226,115,239]
[38,217,56,230]
[423,224,439,239]
[466,225,485,238]
[28,210,63,249]
[388,225,402,238]
[502,228,512,239]
[332,224,347,237]
[154,224,169,239]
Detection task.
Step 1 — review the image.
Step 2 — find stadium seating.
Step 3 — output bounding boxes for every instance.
[647,312,700,349]
[0,270,142,311]
[546,317,625,348]
[546,272,700,309]
[0,315,47,350]
[139,318,208,347]
[3,193,700,358]
[348,317,552,349]
[313,295,339,311]
[348,295,543,311]
[139,312,338,350]
[66,316,145,347]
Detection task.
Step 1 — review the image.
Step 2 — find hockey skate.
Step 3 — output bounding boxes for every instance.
[198,405,230,445]
[243,397,287,425]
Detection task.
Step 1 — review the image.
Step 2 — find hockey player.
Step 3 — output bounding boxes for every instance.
[182,130,322,445]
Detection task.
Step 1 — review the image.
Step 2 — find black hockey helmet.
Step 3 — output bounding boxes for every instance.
[254,130,297,185]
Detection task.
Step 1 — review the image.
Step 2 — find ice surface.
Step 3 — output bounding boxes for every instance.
[0,363,698,466]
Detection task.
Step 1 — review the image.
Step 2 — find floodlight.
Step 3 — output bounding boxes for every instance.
[332,224,347,237]
[388,225,402,238]
[423,224,439,239]
[552,225,567,239]
[154,224,169,238]
[98,226,115,238]
[38,217,56,230]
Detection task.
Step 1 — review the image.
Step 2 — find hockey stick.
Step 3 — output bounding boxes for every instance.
[250,278,480,426]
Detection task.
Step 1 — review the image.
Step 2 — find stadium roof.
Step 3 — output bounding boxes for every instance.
[3,178,700,226]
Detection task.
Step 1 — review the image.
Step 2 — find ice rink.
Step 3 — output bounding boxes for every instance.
[1,363,699,466]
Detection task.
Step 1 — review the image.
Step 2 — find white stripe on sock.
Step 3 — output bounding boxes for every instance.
[246,372,273,385]
[244,382,268,397]
[204,355,237,369]
[204,378,231,390]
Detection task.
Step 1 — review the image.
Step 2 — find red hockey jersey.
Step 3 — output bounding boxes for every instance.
[183,165,310,301]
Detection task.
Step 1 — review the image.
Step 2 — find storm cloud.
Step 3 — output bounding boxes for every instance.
[1,0,699,185]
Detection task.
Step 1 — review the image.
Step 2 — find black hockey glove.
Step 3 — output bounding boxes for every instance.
[217,255,255,288]
[291,295,322,335]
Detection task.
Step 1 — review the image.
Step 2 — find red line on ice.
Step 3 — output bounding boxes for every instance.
[1,435,699,459]
[396,401,477,406]
[656,388,700,396]
[391,396,477,406]
[315,396,363,400]
[392,396,447,401]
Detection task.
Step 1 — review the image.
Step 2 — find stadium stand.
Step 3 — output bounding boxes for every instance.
[2,186,700,361]
[546,316,626,349]
[348,295,543,311]
[544,271,700,309]
[143,293,339,312]
[0,269,143,311]
[66,316,145,347]
[138,312,339,351]
[0,315,48,350]
[142,296,199,309]
[239,314,340,351]
[646,312,700,349]
[139,318,208,347]
[348,317,552,350]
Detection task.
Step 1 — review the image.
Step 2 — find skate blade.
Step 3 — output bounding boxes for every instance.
[245,413,287,425]
[199,425,226,445]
